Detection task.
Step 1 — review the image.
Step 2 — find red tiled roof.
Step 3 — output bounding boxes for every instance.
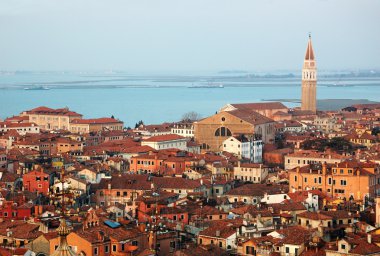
[0,122,38,128]
[24,106,82,117]
[228,109,274,125]
[297,210,352,220]
[199,220,237,239]
[152,176,203,190]
[287,150,346,160]
[71,118,123,125]
[230,102,287,111]
[226,184,288,197]
[275,226,314,245]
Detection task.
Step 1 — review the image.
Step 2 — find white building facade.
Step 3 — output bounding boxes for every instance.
[223,136,263,163]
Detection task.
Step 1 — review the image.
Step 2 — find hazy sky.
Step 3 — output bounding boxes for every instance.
[0,0,379,72]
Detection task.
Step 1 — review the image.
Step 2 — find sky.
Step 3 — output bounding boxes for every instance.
[0,0,379,73]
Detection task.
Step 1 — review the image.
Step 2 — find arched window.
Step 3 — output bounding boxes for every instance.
[201,143,210,150]
[214,127,232,137]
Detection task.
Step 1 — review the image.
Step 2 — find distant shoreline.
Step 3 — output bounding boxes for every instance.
[262,99,379,111]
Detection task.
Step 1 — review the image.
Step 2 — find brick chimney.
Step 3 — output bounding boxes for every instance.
[322,162,327,176]
[97,231,104,241]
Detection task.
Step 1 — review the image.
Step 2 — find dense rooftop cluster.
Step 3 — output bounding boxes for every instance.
[0,101,380,256]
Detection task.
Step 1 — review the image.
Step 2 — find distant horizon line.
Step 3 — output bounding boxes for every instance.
[0,68,379,74]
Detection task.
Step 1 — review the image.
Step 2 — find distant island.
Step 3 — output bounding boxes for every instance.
[262,98,380,111]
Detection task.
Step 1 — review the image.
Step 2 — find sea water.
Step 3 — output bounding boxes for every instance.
[0,72,379,126]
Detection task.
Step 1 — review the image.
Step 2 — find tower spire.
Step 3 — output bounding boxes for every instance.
[305,34,315,61]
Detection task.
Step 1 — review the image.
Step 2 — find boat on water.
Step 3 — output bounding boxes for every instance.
[24,86,50,90]
[326,83,354,87]
[188,83,224,88]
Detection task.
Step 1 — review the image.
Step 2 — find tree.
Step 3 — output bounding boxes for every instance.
[134,120,144,128]
[372,127,380,136]
[300,137,353,152]
[181,111,201,122]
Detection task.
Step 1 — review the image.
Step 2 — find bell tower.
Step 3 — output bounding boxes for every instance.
[301,34,317,113]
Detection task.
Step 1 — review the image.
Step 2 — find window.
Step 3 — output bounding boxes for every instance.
[340,180,347,186]
[219,241,223,248]
[318,177,322,184]
[112,245,117,252]
[341,244,346,250]
[286,247,289,253]
[214,127,232,137]
[201,143,210,150]
[199,238,203,244]
[94,247,98,255]
[132,241,138,246]
[105,245,109,253]
[304,177,307,183]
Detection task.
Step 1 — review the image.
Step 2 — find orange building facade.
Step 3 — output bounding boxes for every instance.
[289,160,380,201]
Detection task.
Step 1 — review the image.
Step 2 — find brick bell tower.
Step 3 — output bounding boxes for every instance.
[301,34,317,113]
